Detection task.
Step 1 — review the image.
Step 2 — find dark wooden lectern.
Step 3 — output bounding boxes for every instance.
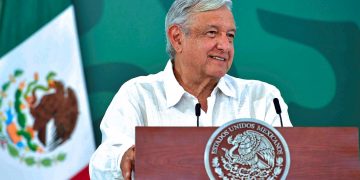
[135,127,360,179]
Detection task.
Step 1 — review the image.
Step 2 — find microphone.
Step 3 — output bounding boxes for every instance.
[273,98,283,127]
[195,103,201,127]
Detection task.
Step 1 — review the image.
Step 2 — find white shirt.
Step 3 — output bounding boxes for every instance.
[89,60,292,179]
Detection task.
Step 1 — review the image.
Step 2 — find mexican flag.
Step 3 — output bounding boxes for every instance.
[0,4,94,180]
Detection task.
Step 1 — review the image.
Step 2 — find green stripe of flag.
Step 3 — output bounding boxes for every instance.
[0,0,71,58]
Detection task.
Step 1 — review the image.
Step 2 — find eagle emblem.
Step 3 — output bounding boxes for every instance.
[0,69,79,167]
[221,130,276,178]
[205,119,290,180]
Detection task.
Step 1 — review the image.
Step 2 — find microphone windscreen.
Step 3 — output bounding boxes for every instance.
[195,103,201,116]
[273,98,282,114]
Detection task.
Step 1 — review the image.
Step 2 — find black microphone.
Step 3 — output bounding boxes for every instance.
[273,98,283,127]
[195,103,201,127]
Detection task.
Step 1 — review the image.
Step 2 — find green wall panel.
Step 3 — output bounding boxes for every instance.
[1,0,359,147]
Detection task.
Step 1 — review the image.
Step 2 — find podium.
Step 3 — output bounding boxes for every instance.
[135,127,360,179]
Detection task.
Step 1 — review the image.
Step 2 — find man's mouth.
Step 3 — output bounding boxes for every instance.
[209,55,226,61]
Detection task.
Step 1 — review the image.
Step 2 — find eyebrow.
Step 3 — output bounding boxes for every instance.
[205,25,236,33]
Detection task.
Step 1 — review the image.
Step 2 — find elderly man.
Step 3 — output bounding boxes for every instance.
[89,0,292,179]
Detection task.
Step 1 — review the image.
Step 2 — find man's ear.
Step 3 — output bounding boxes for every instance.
[167,25,183,53]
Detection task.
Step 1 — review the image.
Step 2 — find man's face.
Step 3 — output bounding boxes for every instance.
[178,6,236,79]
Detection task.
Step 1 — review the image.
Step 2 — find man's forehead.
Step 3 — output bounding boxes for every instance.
[187,7,236,29]
[188,17,236,32]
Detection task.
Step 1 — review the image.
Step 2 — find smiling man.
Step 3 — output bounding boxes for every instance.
[170,4,236,112]
[89,0,292,179]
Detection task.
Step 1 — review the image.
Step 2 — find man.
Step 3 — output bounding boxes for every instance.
[89,0,292,179]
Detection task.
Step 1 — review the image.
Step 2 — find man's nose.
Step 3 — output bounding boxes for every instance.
[216,33,232,52]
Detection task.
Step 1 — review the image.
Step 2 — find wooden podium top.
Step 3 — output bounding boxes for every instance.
[135,127,360,179]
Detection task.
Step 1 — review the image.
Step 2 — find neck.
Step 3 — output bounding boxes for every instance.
[172,61,220,112]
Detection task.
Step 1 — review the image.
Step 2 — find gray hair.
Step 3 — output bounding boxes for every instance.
[165,0,233,59]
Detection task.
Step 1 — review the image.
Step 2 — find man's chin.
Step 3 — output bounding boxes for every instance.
[211,71,227,79]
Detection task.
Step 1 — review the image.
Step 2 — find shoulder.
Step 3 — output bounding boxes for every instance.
[112,71,167,103]
[120,70,165,91]
[223,74,281,97]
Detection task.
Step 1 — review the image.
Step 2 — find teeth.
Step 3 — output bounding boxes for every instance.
[210,55,225,61]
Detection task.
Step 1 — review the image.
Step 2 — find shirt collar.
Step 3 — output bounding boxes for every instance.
[163,60,237,108]
[215,75,236,98]
[164,60,186,108]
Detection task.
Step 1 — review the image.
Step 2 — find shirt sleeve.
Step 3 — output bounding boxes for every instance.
[89,82,143,179]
